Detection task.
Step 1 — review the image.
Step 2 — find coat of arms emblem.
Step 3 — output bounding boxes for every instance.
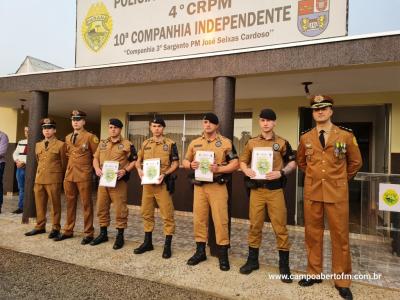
[298,0,330,37]
[82,2,113,52]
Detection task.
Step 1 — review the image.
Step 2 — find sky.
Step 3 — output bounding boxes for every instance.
[0,0,400,76]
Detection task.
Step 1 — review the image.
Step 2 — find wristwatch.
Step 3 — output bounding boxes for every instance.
[280,170,285,177]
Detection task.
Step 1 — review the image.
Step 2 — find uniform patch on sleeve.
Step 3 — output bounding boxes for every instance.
[353,136,358,146]
[93,136,99,144]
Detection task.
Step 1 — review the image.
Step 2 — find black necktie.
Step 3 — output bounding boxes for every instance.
[72,133,78,144]
[44,141,49,149]
[319,130,325,148]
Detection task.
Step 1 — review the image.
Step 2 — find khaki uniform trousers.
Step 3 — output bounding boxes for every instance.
[96,180,128,229]
[193,183,229,245]
[63,180,94,237]
[34,183,62,231]
[304,199,351,288]
[248,188,290,250]
[141,183,175,235]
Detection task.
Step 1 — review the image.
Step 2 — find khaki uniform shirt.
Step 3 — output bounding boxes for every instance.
[297,125,363,203]
[35,138,67,184]
[137,136,179,173]
[240,133,295,170]
[65,130,99,182]
[185,133,238,175]
[94,136,136,169]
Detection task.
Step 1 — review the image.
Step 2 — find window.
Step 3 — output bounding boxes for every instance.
[128,112,252,163]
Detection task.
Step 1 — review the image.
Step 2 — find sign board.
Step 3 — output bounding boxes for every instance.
[379,183,400,212]
[76,0,348,67]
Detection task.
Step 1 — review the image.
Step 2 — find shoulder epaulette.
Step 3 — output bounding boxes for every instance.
[338,126,353,133]
[300,128,312,135]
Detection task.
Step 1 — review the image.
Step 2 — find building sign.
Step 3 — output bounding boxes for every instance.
[76,0,348,67]
[379,183,400,212]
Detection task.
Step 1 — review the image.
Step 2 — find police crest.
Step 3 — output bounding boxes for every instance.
[298,0,330,37]
[82,2,113,52]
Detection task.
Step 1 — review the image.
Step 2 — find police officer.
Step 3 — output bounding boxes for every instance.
[134,117,179,259]
[55,110,99,244]
[25,118,67,239]
[183,113,239,271]
[239,109,297,282]
[90,118,137,250]
[297,96,362,300]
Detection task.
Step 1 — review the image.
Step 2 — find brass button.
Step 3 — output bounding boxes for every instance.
[322,170,326,172]
[322,179,326,181]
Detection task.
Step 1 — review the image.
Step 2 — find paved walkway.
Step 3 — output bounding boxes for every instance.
[1,195,400,299]
[0,248,223,300]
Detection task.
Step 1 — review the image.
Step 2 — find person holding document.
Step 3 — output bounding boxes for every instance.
[91,118,137,250]
[183,113,239,271]
[134,117,179,259]
[239,109,296,282]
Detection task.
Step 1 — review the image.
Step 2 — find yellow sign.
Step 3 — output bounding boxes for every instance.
[82,2,113,52]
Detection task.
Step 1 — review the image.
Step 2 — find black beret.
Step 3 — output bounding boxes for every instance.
[259,109,276,121]
[151,116,166,127]
[109,118,123,128]
[202,113,219,125]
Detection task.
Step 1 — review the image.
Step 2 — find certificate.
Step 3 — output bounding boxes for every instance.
[142,158,161,185]
[251,147,273,180]
[99,161,119,187]
[195,151,214,182]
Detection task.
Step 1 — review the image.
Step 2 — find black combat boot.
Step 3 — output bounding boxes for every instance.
[279,250,293,283]
[162,235,173,259]
[239,247,259,274]
[90,226,108,246]
[113,228,124,250]
[218,245,230,271]
[187,242,207,265]
[134,232,154,254]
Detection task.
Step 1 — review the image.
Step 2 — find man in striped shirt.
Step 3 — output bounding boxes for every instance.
[12,126,29,214]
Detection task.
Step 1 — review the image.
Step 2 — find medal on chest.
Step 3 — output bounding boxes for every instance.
[334,141,347,159]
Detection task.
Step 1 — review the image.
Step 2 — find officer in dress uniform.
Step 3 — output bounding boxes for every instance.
[90,118,137,250]
[25,118,67,239]
[134,117,179,259]
[297,95,362,300]
[54,110,99,244]
[183,113,239,271]
[239,109,297,283]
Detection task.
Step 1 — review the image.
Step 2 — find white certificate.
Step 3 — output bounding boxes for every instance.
[142,158,161,185]
[195,151,214,182]
[99,161,119,187]
[251,147,274,180]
